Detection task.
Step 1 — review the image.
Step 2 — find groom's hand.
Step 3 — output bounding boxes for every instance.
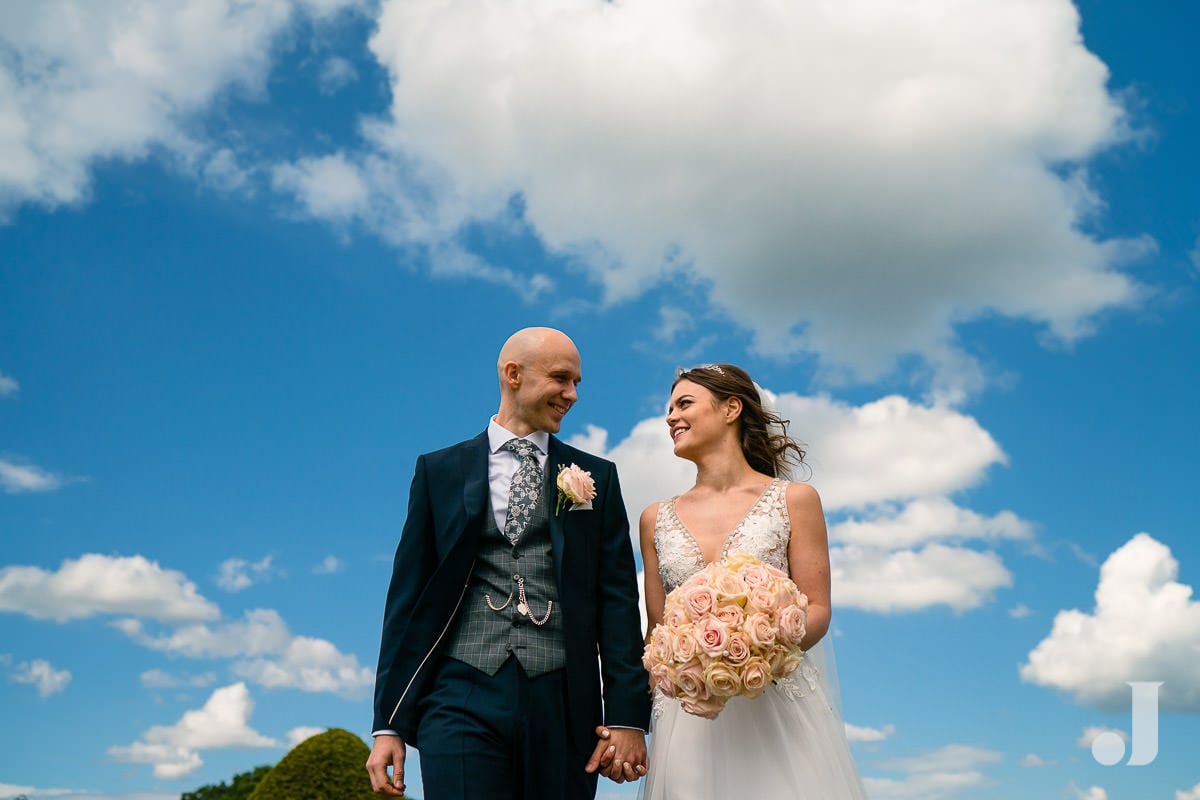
[585,726,647,783]
[366,733,408,795]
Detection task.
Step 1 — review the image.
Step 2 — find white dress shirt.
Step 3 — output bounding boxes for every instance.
[487,417,550,532]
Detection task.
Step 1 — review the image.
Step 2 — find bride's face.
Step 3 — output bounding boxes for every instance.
[666,379,727,458]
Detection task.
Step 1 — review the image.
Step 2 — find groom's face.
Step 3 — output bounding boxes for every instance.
[512,342,582,434]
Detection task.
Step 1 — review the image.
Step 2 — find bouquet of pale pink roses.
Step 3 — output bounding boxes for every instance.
[642,552,808,719]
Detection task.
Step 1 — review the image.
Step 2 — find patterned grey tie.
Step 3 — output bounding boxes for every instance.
[501,438,543,543]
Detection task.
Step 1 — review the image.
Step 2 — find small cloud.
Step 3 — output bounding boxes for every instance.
[845,722,895,743]
[1019,753,1056,767]
[0,458,67,493]
[140,669,218,690]
[318,56,358,94]
[1177,783,1200,800]
[1066,784,1108,800]
[1076,726,1127,750]
[1010,603,1033,619]
[1189,234,1200,273]
[9,658,72,697]
[0,371,18,397]
[202,148,252,193]
[312,555,341,575]
[108,683,278,779]
[216,556,279,592]
[287,726,326,747]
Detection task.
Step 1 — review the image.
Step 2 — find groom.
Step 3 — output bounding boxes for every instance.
[367,327,650,798]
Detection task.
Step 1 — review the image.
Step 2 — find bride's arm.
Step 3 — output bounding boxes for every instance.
[639,502,665,643]
[785,482,832,651]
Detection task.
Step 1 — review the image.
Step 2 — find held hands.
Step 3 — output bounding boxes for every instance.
[585,726,647,783]
[365,734,408,796]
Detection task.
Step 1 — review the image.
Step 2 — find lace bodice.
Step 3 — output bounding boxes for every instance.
[654,478,791,593]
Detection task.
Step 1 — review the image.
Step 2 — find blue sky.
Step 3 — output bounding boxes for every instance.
[1,1,1198,799]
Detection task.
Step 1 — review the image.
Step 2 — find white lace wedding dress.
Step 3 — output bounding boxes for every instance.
[640,479,866,799]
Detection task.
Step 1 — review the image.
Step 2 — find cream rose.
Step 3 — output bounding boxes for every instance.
[744,612,777,649]
[670,625,699,663]
[681,693,725,720]
[740,656,771,698]
[650,624,673,664]
[703,661,742,698]
[712,603,745,629]
[740,563,772,589]
[711,570,749,605]
[723,631,751,668]
[674,659,708,700]
[747,586,778,614]
[664,604,690,629]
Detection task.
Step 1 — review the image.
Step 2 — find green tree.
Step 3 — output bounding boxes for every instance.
[181,764,271,800]
[247,728,390,800]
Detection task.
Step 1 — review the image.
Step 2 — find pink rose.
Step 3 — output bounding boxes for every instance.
[744,612,777,649]
[664,604,690,629]
[682,584,718,621]
[777,604,807,648]
[693,617,730,657]
[723,631,751,667]
[681,693,726,719]
[765,564,789,580]
[740,564,772,589]
[670,625,699,663]
[712,603,745,629]
[768,647,803,679]
[556,464,596,504]
[703,661,742,698]
[674,659,708,700]
[650,664,677,697]
[740,656,771,698]
[747,586,778,614]
[649,624,673,664]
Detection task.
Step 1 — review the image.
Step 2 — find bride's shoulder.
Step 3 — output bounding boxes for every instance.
[784,480,823,507]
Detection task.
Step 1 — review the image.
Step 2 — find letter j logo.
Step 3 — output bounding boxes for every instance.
[1091,682,1163,766]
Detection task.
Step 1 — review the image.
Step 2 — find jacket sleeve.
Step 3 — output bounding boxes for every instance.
[594,462,652,730]
[372,454,438,733]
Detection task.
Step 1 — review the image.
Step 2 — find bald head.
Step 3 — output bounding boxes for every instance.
[495,327,581,436]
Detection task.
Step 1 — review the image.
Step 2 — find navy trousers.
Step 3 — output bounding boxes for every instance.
[417,656,597,800]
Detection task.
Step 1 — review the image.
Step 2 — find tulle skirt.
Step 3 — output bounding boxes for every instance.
[639,662,866,799]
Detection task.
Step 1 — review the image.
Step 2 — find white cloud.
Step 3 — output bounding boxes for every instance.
[233,634,373,698]
[118,608,292,658]
[287,726,326,746]
[1010,604,1033,619]
[1020,533,1200,711]
[865,744,1001,800]
[1076,726,1127,750]
[0,553,220,623]
[120,607,372,697]
[140,668,217,690]
[108,682,278,779]
[216,555,279,592]
[201,147,252,193]
[1066,785,1108,800]
[0,370,18,396]
[1190,235,1200,273]
[312,555,342,574]
[578,388,1023,614]
[271,153,370,222]
[830,496,1032,548]
[0,457,67,493]
[318,55,358,94]
[0,0,364,219]
[1018,753,1055,767]
[272,0,1148,389]
[844,722,894,743]
[1177,783,1200,800]
[9,657,71,697]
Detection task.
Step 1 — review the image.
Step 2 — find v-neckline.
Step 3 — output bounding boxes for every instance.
[669,478,780,566]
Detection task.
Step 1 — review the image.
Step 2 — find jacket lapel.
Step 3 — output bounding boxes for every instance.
[546,436,566,586]
[460,431,490,537]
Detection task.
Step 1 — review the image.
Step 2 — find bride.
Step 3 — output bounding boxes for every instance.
[637,363,865,798]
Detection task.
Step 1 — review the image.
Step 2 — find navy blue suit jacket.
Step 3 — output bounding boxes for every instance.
[372,430,650,753]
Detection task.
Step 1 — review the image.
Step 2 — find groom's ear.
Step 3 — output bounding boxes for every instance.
[501,360,522,388]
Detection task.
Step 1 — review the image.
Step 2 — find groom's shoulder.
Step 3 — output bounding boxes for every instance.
[421,431,487,464]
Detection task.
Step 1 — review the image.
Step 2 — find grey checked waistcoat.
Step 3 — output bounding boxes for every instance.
[444,469,566,677]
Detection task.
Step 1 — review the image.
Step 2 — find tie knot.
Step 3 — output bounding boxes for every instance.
[502,438,539,460]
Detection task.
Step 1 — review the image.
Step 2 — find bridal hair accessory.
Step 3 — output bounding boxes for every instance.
[643,552,808,719]
[555,463,596,513]
[677,363,726,376]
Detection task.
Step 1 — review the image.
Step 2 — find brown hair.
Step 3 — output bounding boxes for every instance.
[673,364,807,479]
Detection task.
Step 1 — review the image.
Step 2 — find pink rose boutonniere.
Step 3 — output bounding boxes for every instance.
[555,463,597,513]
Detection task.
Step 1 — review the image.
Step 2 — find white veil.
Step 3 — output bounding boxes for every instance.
[757,383,847,720]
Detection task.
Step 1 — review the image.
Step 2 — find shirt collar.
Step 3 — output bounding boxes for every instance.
[488,417,550,456]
